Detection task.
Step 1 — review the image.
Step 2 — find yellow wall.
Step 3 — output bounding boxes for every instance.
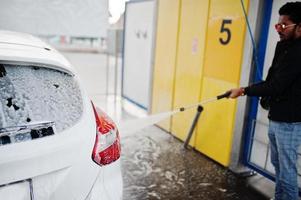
[171,0,210,143]
[151,0,181,131]
[194,0,249,166]
[151,0,249,167]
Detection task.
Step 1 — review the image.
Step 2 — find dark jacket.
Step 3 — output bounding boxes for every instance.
[245,38,301,122]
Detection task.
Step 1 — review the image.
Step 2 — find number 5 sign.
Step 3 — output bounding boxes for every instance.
[219,19,232,45]
[203,0,248,84]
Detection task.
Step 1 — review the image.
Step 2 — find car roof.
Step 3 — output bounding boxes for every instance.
[0,30,75,75]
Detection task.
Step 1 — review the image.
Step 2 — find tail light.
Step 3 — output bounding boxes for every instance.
[91,102,121,166]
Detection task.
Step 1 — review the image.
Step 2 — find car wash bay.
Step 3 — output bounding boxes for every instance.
[121,0,301,199]
[64,0,301,199]
[64,51,267,199]
[63,53,267,199]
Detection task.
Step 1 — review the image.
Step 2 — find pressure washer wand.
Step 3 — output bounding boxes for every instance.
[179,91,231,112]
[183,91,231,149]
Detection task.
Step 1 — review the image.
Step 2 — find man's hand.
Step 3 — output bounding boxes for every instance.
[228,88,245,98]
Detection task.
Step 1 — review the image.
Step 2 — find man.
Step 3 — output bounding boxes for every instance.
[229,2,301,200]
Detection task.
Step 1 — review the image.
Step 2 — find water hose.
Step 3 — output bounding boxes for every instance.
[240,0,262,81]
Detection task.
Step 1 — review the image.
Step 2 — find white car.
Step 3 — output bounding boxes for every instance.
[0,31,123,200]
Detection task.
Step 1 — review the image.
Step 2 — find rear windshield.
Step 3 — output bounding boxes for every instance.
[0,64,83,132]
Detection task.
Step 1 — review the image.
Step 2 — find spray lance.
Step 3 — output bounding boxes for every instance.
[118,91,232,138]
[178,91,231,112]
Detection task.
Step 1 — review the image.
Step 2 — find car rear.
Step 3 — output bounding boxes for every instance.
[0,31,122,200]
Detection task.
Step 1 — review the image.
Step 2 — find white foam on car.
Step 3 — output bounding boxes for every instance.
[0,65,83,132]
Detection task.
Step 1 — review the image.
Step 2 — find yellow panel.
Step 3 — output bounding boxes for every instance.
[171,0,210,142]
[195,78,237,165]
[151,0,181,131]
[195,0,249,166]
[203,0,249,83]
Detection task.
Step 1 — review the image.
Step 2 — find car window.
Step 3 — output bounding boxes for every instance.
[0,64,83,132]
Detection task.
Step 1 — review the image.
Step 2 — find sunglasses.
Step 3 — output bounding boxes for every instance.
[275,23,296,31]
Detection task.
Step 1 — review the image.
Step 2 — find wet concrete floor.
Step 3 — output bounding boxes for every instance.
[121,125,267,200]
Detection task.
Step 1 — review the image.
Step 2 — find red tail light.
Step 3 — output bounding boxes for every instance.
[91,102,121,166]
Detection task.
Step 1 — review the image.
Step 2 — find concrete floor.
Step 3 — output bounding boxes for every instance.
[62,51,270,200]
[121,125,267,200]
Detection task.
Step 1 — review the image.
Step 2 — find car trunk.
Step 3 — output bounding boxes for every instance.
[0,64,99,199]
